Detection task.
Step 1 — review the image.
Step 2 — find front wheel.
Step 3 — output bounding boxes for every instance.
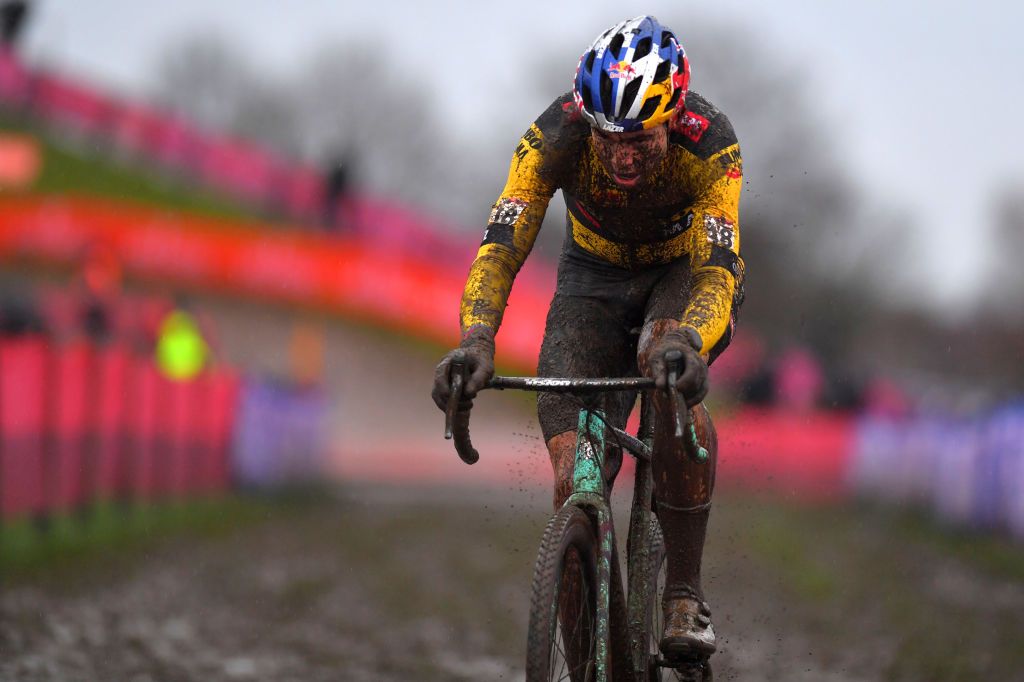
[526,505,600,682]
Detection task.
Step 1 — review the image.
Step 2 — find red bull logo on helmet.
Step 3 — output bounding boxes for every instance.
[609,60,637,80]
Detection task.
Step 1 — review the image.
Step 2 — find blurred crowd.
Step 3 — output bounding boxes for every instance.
[0,245,217,381]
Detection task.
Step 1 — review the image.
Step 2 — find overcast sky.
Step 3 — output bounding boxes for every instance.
[17,0,1024,309]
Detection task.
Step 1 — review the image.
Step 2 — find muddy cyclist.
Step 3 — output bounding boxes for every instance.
[432,14,745,663]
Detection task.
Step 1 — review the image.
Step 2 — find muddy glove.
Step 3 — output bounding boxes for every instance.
[431,326,496,411]
[647,326,708,407]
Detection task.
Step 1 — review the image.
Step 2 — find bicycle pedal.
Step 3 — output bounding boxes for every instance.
[654,655,711,678]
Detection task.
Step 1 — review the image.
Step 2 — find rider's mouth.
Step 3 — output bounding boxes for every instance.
[612,172,641,187]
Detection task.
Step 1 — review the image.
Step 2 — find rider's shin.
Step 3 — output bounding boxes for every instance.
[652,401,717,598]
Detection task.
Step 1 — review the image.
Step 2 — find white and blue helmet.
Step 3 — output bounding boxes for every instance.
[573,16,691,132]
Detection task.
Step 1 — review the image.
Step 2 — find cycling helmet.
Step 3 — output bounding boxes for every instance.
[573,16,690,132]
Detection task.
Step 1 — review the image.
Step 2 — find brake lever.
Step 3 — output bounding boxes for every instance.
[444,349,466,440]
[663,349,709,463]
[664,349,686,439]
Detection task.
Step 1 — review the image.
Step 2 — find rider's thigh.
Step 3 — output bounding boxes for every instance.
[536,293,637,442]
[636,317,680,375]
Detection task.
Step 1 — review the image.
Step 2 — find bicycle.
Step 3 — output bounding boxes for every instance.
[442,349,713,682]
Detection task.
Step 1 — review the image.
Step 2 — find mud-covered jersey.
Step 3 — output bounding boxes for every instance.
[460,91,744,356]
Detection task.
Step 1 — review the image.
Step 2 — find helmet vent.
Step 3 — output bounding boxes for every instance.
[664,87,682,112]
[621,78,643,116]
[633,37,652,62]
[599,71,614,116]
[609,33,626,58]
[585,50,597,72]
[661,32,676,49]
[653,60,670,84]
[581,83,595,112]
[638,95,662,122]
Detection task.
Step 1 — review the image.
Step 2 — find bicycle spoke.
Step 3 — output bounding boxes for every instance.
[549,549,597,682]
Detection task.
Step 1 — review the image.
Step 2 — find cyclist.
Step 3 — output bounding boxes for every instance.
[432,15,744,662]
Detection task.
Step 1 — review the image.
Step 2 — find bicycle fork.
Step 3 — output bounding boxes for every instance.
[566,409,614,682]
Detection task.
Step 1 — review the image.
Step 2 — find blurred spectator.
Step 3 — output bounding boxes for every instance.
[154,295,214,381]
[76,241,122,345]
[775,347,824,412]
[0,285,45,337]
[740,363,776,407]
[820,368,865,412]
[862,376,911,418]
[0,1,29,48]
[322,148,357,231]
[288,320,325,389]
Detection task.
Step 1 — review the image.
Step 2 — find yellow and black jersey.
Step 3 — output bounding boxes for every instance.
[461,91,744,356]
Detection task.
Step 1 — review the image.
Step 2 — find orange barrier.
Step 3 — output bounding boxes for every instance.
[0,195,552,368]
[0,336,240,522]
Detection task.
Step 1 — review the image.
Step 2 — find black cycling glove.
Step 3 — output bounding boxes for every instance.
[431,326,496,411]
[647,326,708,407]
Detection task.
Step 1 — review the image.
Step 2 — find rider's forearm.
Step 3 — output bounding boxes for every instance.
[681,265,737,355]
[459,243,527,332]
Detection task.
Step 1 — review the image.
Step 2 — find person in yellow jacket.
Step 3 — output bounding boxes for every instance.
[155,303,209,381]
[433,16,745,661]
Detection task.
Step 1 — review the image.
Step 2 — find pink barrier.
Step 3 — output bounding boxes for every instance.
[50,342,91,510]
[0,48,30,107]
[0,338,47,518]
[32,72,113,138]
[94,345,130,499]
[0,333,242,522]
[200,137,283,203]
[109,103,165,159]
[0,51,380,233]
[126,361,159,501]
[202,371,240,492]
[717,408,855,500]
[166,377,191,497]
[281,166,324,219]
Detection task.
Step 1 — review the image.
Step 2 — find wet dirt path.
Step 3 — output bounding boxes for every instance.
[2,484,1022,681]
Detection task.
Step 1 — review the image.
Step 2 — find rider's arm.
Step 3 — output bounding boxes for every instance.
[680,141,745,356]
[460,97,575,335]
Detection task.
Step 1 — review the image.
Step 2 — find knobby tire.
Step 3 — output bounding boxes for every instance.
[526,505,600,682]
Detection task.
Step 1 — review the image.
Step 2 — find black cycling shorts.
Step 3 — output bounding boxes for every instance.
[536,248,734,441]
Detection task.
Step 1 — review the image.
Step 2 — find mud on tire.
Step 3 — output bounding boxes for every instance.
[526,505,600,682]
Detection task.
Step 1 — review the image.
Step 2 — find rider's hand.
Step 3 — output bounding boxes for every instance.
[431,326,496,411]
[647,326,708,408]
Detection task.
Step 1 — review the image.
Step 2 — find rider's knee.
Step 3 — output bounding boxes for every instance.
[636,318,678,375]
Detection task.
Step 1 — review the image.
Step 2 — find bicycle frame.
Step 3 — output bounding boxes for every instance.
[569,402,658,682]
[443,353,710,681]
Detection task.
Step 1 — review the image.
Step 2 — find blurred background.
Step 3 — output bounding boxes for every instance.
[1,1,1022,680]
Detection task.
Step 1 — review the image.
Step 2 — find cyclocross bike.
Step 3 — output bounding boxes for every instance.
[443,349,713,682]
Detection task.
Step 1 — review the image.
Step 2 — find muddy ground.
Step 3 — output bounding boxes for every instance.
[2,483,1022,682]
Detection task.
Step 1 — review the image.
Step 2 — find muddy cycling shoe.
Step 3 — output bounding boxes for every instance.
[660,585,716,661]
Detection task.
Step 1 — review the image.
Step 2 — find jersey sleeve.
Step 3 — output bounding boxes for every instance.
[677,114,745,355]
[459,95,577,333]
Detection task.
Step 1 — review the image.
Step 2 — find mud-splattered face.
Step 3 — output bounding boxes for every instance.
[590,124,669,189]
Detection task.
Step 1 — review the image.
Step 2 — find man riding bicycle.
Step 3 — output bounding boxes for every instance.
[432,15,744,662]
